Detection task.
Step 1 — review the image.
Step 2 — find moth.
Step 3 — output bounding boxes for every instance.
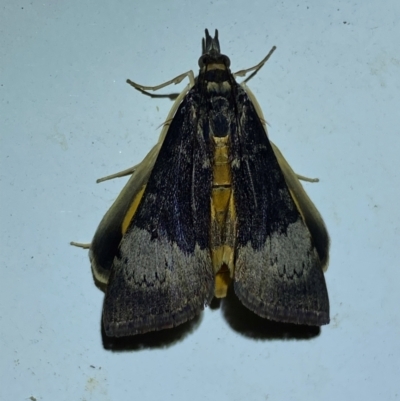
[73,29,330,337]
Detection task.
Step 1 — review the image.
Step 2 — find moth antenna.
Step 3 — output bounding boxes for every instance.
[200,29,229,67]
[203,29,220,55]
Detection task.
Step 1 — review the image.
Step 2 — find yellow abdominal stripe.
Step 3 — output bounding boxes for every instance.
[211,136,236,298]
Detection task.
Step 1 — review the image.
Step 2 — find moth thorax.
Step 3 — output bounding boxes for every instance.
[203,64,232,95]
[206,80,231,95]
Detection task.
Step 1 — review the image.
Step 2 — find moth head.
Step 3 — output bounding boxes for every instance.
[199,29,231,68]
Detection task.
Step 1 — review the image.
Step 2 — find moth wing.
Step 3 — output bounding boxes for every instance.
[271,142,329,269]
[231,87,329,325]
[102,91,214,336]
[89,142,161,285]
[242,83,329,268]
[89,84,188,285]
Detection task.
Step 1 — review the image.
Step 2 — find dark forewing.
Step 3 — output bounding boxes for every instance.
[231,86,329,325]
[103,89,214,336]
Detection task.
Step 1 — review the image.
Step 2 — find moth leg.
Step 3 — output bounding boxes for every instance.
[126,72,195,154]
[127,70,195,92]
[96,166,137,183]
[296,174,319,183]
[234,46,276,81]
[94,147,157,184]
[97,74,195,183]
[70,241,91,248]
